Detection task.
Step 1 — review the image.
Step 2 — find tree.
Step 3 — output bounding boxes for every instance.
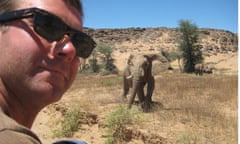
[98,44,118,75]
[89,49,99,73]
[81,43,118,74]
[177,20,203,73]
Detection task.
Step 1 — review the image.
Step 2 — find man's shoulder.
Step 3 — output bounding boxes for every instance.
[0,108,42,144]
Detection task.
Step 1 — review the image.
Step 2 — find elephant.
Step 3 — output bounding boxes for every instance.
[195,63,214,76]
[194,63,204,76]
[203,65,214,74]
[121,53,169,111]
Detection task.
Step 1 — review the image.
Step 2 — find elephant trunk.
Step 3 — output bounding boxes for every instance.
[127,79,137,108]
[128,67,146,109]
[128,78,146,109]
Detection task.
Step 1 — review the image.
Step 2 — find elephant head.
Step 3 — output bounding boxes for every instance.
[121,53,168,111]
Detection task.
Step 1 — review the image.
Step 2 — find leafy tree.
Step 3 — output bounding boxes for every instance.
[80,43,118,74]
[97,44,118,75]
[83,50,99,73]
[89,49,99,73]
[177,20,203,73]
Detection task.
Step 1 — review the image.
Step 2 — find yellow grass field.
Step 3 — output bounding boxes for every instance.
[33,72,238,144]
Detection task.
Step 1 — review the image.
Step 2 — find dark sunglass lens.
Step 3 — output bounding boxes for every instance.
[34,13,66,41]
[72,33,96,58]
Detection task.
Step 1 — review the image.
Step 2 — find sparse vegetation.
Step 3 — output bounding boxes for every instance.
[35,71,237,144]
[53,107,82,138]
[104,106,142,144]
[153,74,238,143]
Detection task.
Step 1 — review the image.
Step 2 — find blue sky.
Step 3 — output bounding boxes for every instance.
[81,0,238,33]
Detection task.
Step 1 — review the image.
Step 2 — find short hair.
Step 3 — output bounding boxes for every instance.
[0,0,83,16]
[64,0,83,16]
[0,0,17,14]
[0,0,83,33]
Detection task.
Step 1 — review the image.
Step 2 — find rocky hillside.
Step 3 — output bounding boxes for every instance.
[84,27,237,54]
[83,27,238,73]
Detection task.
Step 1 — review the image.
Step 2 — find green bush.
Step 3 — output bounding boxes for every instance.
[97,43,118,75]
[104,106,142,144]
[53,108,81,137]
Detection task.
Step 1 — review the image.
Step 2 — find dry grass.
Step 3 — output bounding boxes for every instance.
[77,73,237,143]
[35,73,238,144]
[151,73,238,143]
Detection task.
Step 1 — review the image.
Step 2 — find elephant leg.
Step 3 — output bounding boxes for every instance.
[133,82,146,110]
[137,85,148,111]
[195,71,198,76]
[128,82,138,109]
[128,90,137,109]
[143,78,155,112]
[121,78,130,101]
[146,77,155,102]
[137,84,145,103]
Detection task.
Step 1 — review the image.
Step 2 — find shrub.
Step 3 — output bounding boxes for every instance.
[53,108,82,137]
[97,43,118,74]
[104,106,142,144]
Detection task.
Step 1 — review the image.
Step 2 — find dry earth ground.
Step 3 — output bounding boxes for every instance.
[32,52,238,144]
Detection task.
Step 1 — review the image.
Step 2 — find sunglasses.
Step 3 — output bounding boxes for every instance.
[0,7,96,58]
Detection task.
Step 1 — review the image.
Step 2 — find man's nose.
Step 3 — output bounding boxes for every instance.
[54,35,76,62]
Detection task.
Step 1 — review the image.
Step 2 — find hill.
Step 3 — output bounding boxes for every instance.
[84,27,238,74]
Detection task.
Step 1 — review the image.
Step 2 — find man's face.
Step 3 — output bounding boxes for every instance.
[0,0,82,108]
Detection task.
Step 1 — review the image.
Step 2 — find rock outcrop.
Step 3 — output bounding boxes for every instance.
[84,27,238,56]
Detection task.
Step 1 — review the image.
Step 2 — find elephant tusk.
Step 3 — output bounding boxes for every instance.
[126,75,133,79]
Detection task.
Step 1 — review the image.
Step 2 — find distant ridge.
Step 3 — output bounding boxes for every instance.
[83,27,238,56]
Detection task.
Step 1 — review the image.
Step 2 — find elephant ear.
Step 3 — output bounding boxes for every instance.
[146,53,168,63]
[127,54,134,66]
[146,53,170,75]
